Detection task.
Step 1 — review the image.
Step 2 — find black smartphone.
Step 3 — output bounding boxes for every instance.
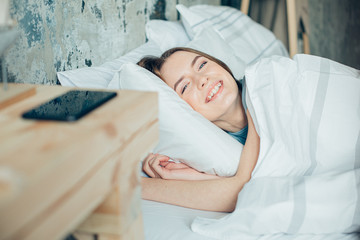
[22,90,117,121]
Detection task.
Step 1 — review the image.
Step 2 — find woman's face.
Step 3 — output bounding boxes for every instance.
[160,50,240,122]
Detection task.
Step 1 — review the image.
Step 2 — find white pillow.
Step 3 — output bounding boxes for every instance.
[186,27,246,80]
[108,62,242,177]
[176,4,289,65]
[57,40,162,88]
[145,20,190,52]
[145,19,246,78]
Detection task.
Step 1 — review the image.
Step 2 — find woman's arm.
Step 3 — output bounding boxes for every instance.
[142,110,260,212]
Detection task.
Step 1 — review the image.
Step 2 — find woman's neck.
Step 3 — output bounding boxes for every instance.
[213,91,247,132]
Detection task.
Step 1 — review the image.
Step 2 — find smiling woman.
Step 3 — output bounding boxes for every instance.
[137,47,259,212]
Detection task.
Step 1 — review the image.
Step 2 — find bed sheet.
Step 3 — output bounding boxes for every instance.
[142,200,227,240]
[142,200,359,240]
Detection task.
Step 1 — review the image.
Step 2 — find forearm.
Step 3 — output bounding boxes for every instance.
[235,111,260,179]
[142,176,245,212]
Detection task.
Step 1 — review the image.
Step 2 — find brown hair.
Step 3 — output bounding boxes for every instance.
[137,47,235,81]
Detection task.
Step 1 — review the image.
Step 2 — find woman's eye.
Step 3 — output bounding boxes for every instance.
[181,83,188,94]
[199,61,207,70]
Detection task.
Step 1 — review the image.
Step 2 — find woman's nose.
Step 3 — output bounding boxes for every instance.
[196,75,208,89]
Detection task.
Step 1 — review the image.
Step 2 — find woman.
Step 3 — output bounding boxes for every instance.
[138,47,260,212]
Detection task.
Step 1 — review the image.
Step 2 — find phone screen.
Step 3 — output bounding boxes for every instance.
[22,90,117,121]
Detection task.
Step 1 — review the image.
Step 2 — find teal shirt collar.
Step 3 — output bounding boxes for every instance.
[225,77,248,145]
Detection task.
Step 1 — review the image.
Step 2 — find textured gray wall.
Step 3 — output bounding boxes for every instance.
[5,0,153,85]
[2,0,219,85]
[308,0,360,69]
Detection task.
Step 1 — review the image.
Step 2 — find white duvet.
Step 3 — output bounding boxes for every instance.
[191,54,360,239]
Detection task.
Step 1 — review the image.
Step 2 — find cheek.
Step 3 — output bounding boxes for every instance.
[182,94,198,111]
[182,95,217,121]
[222,88,238,106]
[180,87,202,109]
[180,83,238,122]
[189,100,219,121]
[199,90,238,121]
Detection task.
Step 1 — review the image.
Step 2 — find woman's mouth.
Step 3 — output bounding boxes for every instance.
[206,81,223,103]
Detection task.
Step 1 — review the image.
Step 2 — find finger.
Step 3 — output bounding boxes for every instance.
[165,162,190,170]
[141,153,152,172]
[147,155,164,178]
[148,156,171,179]
[142,153,155,167]
[149,154,169,167]
[157,155,171,165]
[143,162,156,178]
[163,162,182,170]
[148,160,162,178]
[160,161,171,168]
[142,154,157,178]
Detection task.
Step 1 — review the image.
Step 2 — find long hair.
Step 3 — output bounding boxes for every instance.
[137,47,235,81]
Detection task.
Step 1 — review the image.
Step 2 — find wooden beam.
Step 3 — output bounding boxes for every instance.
[241,0,250,15]
[286,0,298,57]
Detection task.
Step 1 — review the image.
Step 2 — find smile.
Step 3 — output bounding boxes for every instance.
[206,81,223,103]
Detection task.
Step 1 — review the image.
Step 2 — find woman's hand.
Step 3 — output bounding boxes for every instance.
[142,153,220,181]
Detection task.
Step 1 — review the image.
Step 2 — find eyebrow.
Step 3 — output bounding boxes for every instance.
[173,55,201,92]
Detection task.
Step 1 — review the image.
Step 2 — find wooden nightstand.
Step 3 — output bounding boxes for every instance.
[0,84,158,240]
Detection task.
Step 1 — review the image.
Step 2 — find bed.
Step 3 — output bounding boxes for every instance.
[58,4,360,240]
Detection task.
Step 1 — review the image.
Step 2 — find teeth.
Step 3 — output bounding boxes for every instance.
[208,82,222,100]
